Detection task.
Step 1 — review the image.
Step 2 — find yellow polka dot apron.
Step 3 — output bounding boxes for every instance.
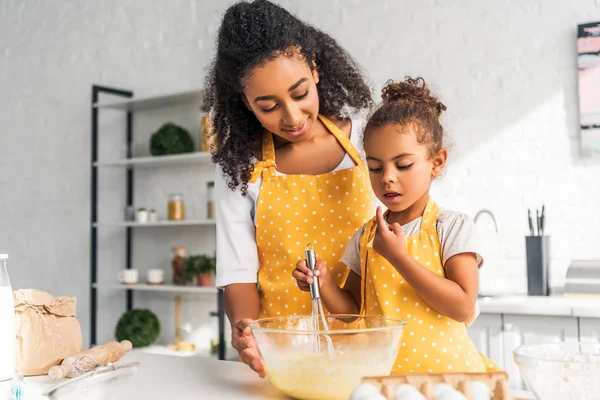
[359,198,502,374]
[250,115,374,318]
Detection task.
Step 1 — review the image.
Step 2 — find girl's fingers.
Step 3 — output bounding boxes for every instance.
[292,269,313,284]
[376,207,389,235]
[390,222,403,236]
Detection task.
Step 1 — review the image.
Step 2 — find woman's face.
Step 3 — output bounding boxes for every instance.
[242,52,320,143]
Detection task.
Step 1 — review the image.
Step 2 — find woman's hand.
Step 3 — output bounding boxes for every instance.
[231,318,266,378]
[373,206,408,263]
[293,259,332,292]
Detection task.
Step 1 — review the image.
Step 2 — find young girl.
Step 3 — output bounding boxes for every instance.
[206,0,375,377]
[294,77,500,374]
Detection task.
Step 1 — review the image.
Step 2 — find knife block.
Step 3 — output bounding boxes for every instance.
[525,236,550,296]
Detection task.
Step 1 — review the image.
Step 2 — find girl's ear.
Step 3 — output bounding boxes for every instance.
[431,148,447,178]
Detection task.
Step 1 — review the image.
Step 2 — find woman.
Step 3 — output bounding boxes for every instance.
[205,0,374,377]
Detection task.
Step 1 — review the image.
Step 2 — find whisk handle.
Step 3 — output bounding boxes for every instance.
[305,248,320,299]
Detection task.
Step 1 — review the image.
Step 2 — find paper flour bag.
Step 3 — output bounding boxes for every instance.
[13,289,82,375]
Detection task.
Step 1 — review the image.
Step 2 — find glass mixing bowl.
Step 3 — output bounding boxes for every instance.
[513,341,600,400]
[249,314,405,400]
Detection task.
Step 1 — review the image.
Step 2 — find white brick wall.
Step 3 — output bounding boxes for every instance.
[1,0,599,345]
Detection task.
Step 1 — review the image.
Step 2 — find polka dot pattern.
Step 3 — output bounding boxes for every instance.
[253,115,374,319]
[359,198,501,374]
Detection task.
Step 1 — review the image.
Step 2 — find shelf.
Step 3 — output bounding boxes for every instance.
[94,88,204,111]
[94,152,213,168]
[90,85,225,357]
[93,219,216,228]
[93,283,218,294]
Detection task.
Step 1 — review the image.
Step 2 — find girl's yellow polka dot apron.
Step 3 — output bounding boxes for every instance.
[250,115,374,318]
[359,198,502,374]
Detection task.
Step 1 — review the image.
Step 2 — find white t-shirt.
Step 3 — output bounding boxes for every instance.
[340,209,484,325]
[340,209,485,276]
[215,116,369,288]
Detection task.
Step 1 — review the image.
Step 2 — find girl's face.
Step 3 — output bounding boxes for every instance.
[243,53,320,143]
[365,123,446,214]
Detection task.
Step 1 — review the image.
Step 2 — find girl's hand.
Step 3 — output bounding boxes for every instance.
[293,259,331,291]
[373,206,408,263]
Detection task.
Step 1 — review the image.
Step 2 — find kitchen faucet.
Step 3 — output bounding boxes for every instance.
[474,209,498,233]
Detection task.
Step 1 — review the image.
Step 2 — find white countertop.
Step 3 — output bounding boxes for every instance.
[1,352,284,400]
[1,352,534,400]
[477,294,600,317]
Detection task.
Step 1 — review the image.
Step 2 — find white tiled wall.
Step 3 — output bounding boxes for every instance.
[1,0,599,345]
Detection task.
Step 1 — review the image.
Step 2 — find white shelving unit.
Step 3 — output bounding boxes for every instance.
[94,89,204,112]
[94,152,213,168]
[91,85,224,359]
[93,283,218,295]
[93,219,216,228]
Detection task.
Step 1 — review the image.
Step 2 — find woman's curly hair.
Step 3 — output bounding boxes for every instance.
[204,0,373,195]
[365,77,448,158]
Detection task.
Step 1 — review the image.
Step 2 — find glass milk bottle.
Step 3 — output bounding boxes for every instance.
[0,254,15,381]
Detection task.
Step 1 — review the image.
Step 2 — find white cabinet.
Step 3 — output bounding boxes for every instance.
[501,315,579,390]
[579,317,600,342]
[467,313,504,370]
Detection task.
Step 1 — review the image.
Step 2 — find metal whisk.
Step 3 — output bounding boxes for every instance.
[73,356,101,376]
[305,243,320,300]
[305,243,334,356]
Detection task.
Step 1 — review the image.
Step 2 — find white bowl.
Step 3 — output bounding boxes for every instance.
[513,342,600,400]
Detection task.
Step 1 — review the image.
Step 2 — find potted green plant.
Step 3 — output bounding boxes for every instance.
[186,255,216,287]
[149,122,195,156]
[115,309,160,348]
[201,255,216,287]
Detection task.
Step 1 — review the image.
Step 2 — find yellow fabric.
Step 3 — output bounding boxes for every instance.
[252,115,374,318]
[359,198,502,374]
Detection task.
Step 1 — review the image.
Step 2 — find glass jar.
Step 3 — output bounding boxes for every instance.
[200,115,213,152]
[206,182,215,220]
[168,194,185,221]
[171,246,188,285]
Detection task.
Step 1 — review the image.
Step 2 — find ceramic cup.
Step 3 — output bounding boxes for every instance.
[147,269,165,285]
[117,269,138,285]
[136,210,149,223]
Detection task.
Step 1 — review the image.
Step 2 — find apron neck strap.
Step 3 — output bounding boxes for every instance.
[419,197,439,231]
[261,128,276,163]
[256,114,366,180]
[261,114,365,166]
[317,115,364,167]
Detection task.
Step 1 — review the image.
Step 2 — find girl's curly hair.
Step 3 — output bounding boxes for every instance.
[204,0,373,195]
[365,77,447,158]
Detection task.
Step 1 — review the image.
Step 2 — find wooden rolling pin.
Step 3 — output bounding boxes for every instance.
[48,340,133,380]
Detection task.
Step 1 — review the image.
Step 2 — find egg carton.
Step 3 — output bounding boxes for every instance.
[361,372,514,400]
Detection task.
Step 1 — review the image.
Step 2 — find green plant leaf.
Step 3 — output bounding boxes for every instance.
[115,309,160,348]
[149,122,195,156]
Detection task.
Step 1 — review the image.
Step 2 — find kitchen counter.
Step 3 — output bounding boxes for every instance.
[1,352,285,400]
[1,352,534,400]
[477,294,600,317]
